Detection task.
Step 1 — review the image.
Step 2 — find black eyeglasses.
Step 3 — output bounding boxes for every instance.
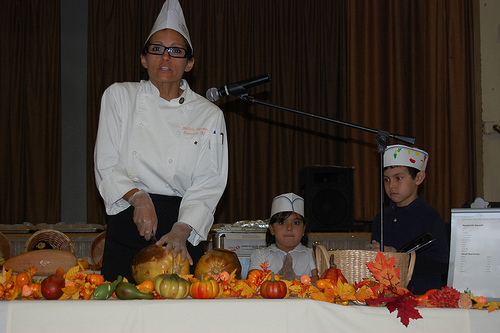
[145,43,189,58]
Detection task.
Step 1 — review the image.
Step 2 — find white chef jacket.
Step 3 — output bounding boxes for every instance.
[94,79,228,246]
[248,244,317,277]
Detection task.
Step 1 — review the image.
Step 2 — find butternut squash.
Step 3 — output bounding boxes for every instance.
[4,249,77,276]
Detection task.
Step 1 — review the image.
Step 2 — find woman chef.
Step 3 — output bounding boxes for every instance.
[94,0,228,282]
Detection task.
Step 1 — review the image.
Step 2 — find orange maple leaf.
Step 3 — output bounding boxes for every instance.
[487,303,500,313]
[233,280,255,298]
[366,251,400,287]
[289,283,319,298]
[60,285,80,300]
[310,285,340,303]
[355,285,375,301]
[0,269,13,285]
[472,302,500,313]
[310,291,336,303]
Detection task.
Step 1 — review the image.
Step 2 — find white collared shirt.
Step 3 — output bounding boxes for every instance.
[248,243,316,277]
[94,79,228,245]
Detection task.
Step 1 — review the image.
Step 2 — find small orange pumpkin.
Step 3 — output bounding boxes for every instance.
[260,272,287,299]
[189,274,219,299]
[86,274,105,286]
[247,269,264,286]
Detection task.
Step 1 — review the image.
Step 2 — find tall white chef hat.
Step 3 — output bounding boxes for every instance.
[384,145,429,171]
[270,193,305,218]
[146,0,192,52]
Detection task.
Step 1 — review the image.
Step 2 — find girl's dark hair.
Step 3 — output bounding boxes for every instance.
[266,211,309,246]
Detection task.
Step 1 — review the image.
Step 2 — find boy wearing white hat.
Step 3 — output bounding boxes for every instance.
[368,145,449,295]
[95,0,228,283]
[248,193,318,282]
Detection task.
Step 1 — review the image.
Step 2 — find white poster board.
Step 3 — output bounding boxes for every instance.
[448,208,500,300]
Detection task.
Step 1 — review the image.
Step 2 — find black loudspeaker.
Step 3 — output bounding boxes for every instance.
[299,166,354,232]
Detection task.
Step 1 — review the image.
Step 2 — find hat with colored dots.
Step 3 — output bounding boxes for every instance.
[384,145,429,171]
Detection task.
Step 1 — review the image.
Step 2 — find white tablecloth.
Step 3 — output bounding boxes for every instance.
[0,298,498,333]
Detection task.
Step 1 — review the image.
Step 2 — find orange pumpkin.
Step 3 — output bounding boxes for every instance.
[194,248,242,280]
[131,245,190,284]
[260,272,287,299]
[247,270,264,286]
[189,274,219,299]
[86,274,105,286]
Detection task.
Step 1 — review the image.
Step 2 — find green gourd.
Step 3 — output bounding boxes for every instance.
[93,275,123,300]
[115,281,154,300]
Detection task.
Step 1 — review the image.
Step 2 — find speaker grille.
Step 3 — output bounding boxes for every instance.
[300,167,354,232]
[311,189,350,228]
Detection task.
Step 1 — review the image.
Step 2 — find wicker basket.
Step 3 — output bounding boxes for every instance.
[314,244,415,288]
[23,230,75,254]
[0,232,12,260]
[91,231,106,266]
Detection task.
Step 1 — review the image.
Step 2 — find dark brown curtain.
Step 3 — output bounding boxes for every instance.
[0,1,61,224]
[0,0,476,228]
[87,0,476,227]
[347,0,477,223]
[87,0,166,225]
[87,0,348,225]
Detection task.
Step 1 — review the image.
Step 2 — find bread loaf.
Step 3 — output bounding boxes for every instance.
[4,249,78,276]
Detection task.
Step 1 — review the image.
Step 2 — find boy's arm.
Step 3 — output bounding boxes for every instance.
[366,240,396,252]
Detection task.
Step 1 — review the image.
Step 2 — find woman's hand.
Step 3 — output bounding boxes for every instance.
[156,222,193,265]
[127,189,157,241]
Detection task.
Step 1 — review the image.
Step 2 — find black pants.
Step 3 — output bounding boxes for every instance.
[101,194,205,283]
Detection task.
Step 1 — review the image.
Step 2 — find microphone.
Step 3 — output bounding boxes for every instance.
[206,75,270,102]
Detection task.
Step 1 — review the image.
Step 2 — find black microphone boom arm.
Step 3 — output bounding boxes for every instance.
[237,86,416,250]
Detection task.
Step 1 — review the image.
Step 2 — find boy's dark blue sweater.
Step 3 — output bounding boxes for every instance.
[372,194,449,294]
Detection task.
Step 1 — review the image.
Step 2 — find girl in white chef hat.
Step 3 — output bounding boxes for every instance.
[247,193,319,282]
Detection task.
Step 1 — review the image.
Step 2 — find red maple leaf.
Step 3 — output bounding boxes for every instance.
[365,252,421,327]
[365,293,397,306]
[386,295,422,327]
